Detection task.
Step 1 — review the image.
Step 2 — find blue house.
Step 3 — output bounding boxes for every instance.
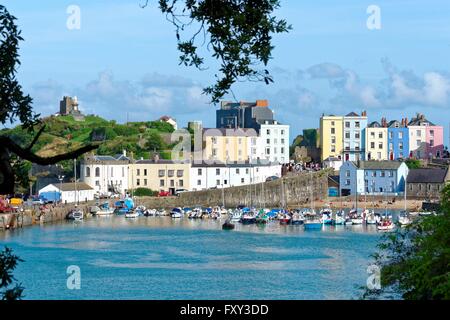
[340,160,409,196]
[387,119,409,160]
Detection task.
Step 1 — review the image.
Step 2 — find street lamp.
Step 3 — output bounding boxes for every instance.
[58,175,65,205]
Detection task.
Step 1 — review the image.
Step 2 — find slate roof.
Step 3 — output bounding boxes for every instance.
[368,121,381,128]
[407,168,448,184]
[352,161,404,170]
[345,112,360,117]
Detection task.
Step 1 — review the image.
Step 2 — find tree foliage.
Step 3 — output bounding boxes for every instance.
[145,0,291,103]
[0,5,98,194]
[364,184,450,300]
[0,247,24,300]
[405,158,422,169]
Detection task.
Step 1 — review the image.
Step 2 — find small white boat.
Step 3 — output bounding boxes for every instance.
[351,217,364,225]
[136,205,146,212]
[418,211,434,217]
[170,207,183,218]
[230,210,242,222]
[156,209,168,216]
[95,208,114,216]
[366,215,377,225]
[144,209,157,216]
[125,211,139,218]
[398,212,412,226]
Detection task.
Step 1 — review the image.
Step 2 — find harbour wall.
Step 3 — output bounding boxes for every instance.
[175,170,330,208]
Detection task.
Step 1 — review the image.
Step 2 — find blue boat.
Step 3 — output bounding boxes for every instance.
[114,198,134,215]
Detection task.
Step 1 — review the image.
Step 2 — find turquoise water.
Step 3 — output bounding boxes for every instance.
[0,216,384,300]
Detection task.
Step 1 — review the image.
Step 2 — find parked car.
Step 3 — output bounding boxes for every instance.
[265,176,280,182]
[158,190,171,197]
[174,189,188,196]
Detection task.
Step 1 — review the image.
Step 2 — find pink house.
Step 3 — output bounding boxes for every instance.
[426,125,444,158]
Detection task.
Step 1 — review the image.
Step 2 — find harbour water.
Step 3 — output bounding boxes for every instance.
[0,213,396,300]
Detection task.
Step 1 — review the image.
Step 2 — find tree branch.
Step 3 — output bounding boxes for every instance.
[0,136,99,165]
[26,124,46,151]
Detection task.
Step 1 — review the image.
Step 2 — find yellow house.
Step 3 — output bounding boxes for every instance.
[202,128,257,163]
[128,156,190,194]
[366,121,388,160]
[320,115,343,161]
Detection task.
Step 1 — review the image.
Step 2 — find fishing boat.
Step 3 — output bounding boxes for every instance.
[229,209,242,222]
[66,208,84,221]
[291,210,304,225]
[156,208,168,216]
[170,207,183,218]
[377,218,395,231]
[182,207,193,215]
[240,208,256,224]
[114,198,134,215]
[331,210,345,225]
[94,202,114,216]
[398,211,411,226]
[255,209,270,224]
[143,208,157,216]
[279,211,292,225]
[304,216,322,230]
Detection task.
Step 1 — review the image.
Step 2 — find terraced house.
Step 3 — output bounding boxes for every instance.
[408,113,444,159]
[365,120,388,161]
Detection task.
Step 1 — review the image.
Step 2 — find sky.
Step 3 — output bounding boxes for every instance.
[2,0,450,145]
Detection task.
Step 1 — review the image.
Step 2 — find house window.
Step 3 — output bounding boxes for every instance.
[377,152,381,159]
[137,169,140,176]
[95,167,100,177]
[246,168,249,174]
[212,137,217,144]
[371,132,375,138]
[355,132,360,139]
[238,138,242,145]
[86,167,90,177]
[224,180,227,185]
[430,130,434,137]
[355,121,360,128]
[95,180,100,186]
[216,180,220,185]
[177,170,183,177]
[430,140,434,147]
[212,148,217,156]
[170,180,174,187]
[136,179,140,186]
[417,140,421,147]
[399,132,403,139]
[198,168,202,175]
[236,168,240,174]
[389,132,393,139]
[158,170,165,177]
[241,178,245,183]
[331,121,335,126]
[281,138,285,144]
[345,179,350,185]
[266,129,270,135]
[266,139,270,144]
[266,148,270,155]
[399,143,403,150]
[197,180,201,186]
[380,171,385,177]
[417,130,421,137]
[216,168,220,175]
[160,180,164,187]
[168,170,174,177]
[331,145,336,153]
[389,143,393,151]
[345,132,350,139]
[144,169,147,176]
[379,133,383,139]
[281,147,285,154]
[331,128,335,134]
[331,136,336,144]
[371,142,375,149]
[372,171,377,177]
[144,179,147,186]
[281,130,285,135]
[378,142,383,149]
[179,180,184,187]
[345,122,350,128]
[122,167,124,177]
[346,170,350,177]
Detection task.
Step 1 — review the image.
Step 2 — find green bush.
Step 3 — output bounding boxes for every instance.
[134,188,158,197]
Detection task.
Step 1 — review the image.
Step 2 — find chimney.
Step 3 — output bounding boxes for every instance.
[153,153,160,163]
[122,150,127,157]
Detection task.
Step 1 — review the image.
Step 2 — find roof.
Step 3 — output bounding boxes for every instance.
[135,159,190,165]
[408,113,435,126]
[202,128,258,137]
[324,156,341,162]
[351,161,404,170]
[52,182,93,191]
[368,121,381,128]
[407,168,448,184]
[345,112,360,117]
[160,115,176,122]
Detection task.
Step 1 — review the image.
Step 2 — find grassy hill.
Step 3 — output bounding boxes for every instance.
[0,114,177,160]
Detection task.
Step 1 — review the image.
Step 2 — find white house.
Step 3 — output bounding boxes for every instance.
[159,115,177,130]
[339,160,409,196]
[39,182,95,204]
[190,162,281,191]
[323,156,343,171]
[80,152,130,196]
[252,120,290,164]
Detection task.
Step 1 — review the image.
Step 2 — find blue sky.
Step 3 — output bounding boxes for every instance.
[3,0,450,144]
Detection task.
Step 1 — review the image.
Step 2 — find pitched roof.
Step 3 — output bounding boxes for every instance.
[352,161,404,170]
[407,168,448,183]
[54,182,93,191]
[368,121,381,128]
[345,112,360,117]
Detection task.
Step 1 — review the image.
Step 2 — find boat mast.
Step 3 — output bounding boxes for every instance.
[404,175,407,212]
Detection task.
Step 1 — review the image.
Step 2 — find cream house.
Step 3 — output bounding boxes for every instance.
[202,128,258,164]
[128,156,190,194]
[366,121,388,160]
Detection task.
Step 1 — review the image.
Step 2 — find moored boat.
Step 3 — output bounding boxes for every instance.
[170,207,183,218]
